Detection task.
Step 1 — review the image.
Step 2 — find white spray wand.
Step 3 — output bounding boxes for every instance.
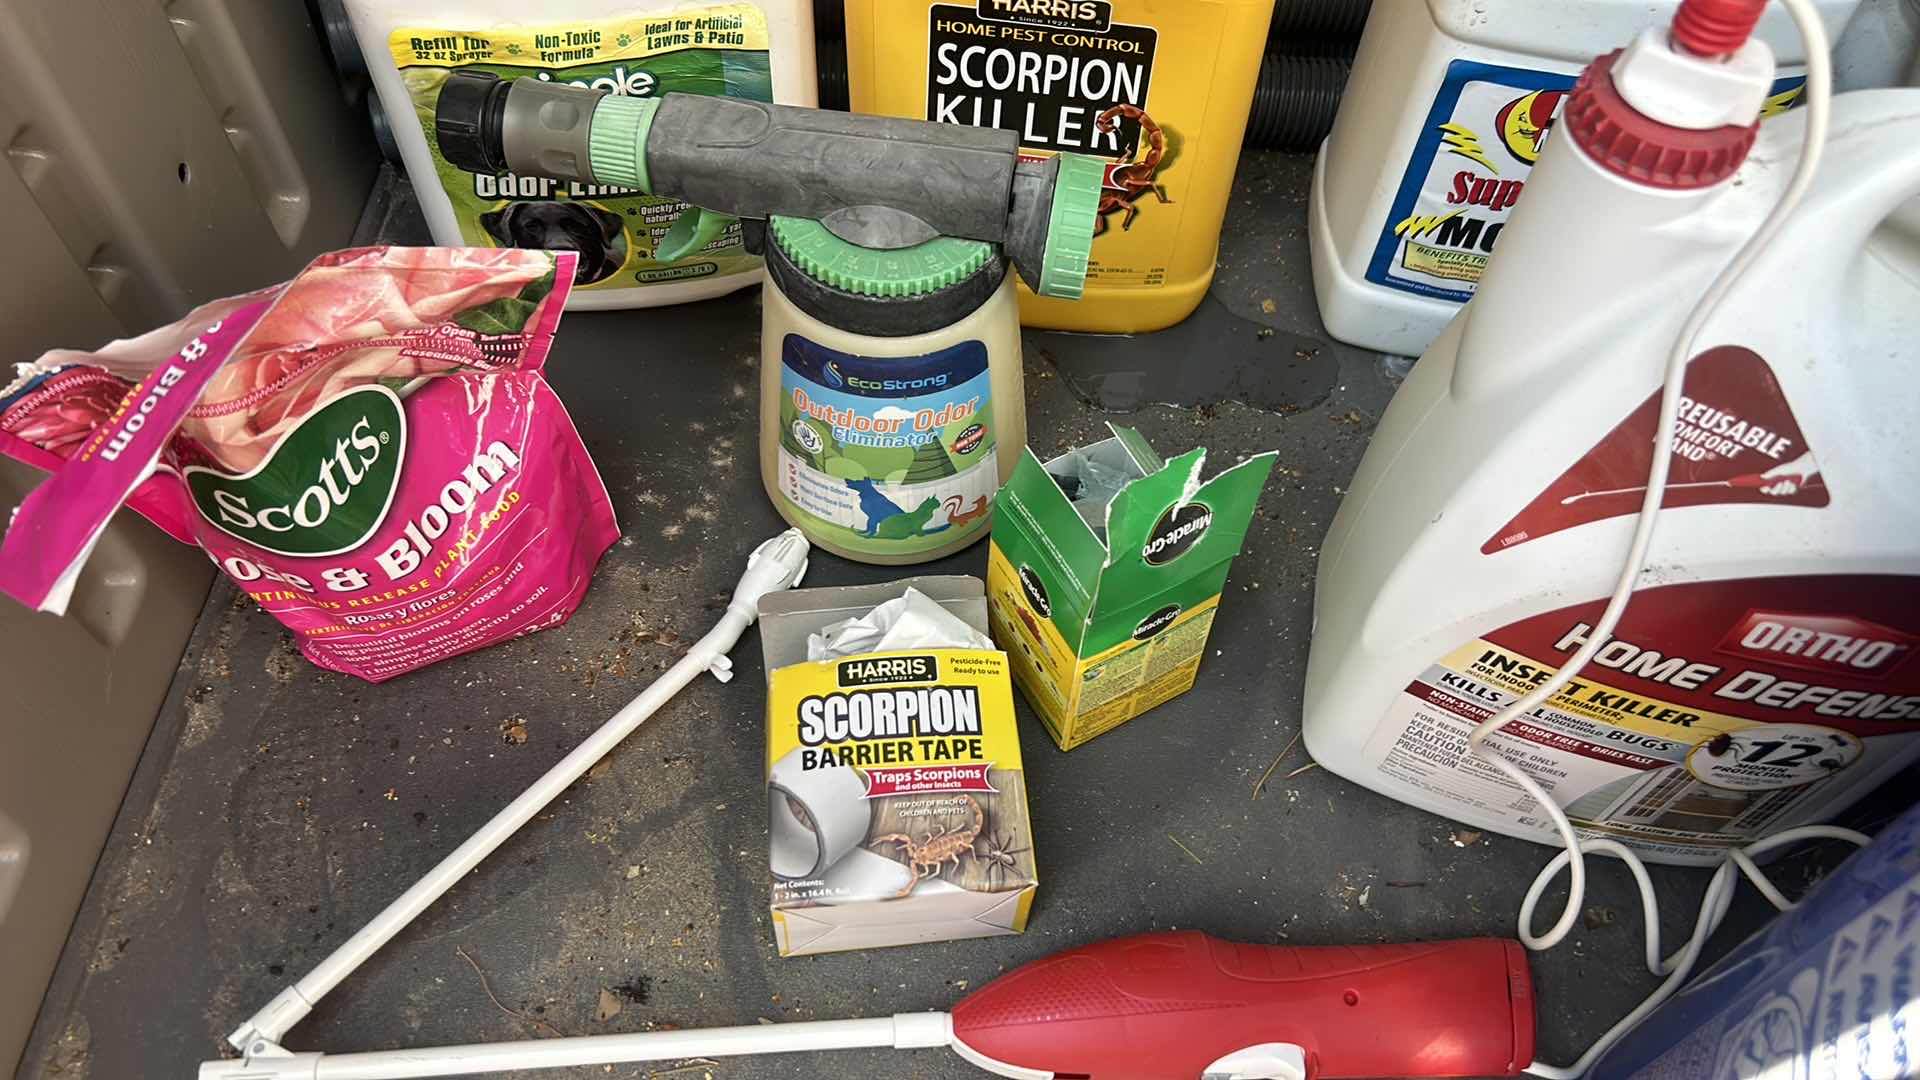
[200,518,1530,1080]
[208,529,811,1073]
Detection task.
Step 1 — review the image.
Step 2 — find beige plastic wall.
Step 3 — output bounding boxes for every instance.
[0,1,376,1070]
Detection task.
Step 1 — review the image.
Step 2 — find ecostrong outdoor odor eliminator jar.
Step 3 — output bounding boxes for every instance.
[759,217,1032,565]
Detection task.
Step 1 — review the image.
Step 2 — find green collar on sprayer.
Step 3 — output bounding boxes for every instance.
[432,72,1102,301]
[767,216,993,298]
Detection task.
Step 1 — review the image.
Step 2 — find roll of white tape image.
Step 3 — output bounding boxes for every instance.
[768,748,917,902]
[768,749,869,880]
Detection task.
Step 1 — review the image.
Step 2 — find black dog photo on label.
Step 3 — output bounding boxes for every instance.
[480,201,628,284]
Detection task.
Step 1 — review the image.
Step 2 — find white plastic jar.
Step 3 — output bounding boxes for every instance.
[1306,0,1870,356]
[343,0,817,309]
[757,217,1025,565]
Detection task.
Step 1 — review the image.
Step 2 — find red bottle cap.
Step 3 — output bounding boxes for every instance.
[1562,49,1759,190]
[1670,0,1768,57]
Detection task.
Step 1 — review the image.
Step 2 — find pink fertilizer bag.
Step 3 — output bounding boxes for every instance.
[0,246,618,682]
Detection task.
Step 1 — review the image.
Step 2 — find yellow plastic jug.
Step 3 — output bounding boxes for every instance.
[844,0,1276,332]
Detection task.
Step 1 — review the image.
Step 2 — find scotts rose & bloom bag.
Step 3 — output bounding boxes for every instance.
[0,247,618,682]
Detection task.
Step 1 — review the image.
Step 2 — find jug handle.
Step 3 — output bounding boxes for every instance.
[1767,89,1920,268]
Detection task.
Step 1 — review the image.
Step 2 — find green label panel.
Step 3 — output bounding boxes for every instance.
[390,4,773,292]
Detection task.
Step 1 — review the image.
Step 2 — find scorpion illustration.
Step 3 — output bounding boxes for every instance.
[869,794,984,892]
[1093,103,1172,236]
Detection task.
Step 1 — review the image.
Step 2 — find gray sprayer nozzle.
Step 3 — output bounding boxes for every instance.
[433,72,1097,298]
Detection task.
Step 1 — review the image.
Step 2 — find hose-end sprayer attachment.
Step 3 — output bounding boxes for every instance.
[432,74,1099,299]
[435,70,625,187]
[433,70,513,175]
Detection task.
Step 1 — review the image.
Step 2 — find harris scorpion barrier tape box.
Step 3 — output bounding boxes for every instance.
[760,576,1036,957]
[987,425,1275,750]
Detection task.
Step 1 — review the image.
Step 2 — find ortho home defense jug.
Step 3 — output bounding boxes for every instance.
[844,0,1277,333]
[1307,0,1870,356]
[1303,5,1920,866]
[345,0,817,310]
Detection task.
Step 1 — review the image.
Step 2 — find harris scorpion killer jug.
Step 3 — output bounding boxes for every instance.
[844,0,1277,332]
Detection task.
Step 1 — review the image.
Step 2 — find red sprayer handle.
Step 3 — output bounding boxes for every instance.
[950,931,1533,1079]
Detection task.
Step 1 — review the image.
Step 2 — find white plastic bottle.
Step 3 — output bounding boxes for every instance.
[1306,0,1870,356]
[1303,8,1920,866]
[757,218,1025,566]
[344,0,817,309]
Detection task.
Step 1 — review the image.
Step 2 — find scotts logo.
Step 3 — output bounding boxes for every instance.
[1018,564,1051,618]
[952,423,986,455]
[977,0,1112,32]
[1142,503,1211,565]
[185,386,405,558]
[1495,89,1567,165]
[1133,604,1180,640]
[1718,611,1917,679]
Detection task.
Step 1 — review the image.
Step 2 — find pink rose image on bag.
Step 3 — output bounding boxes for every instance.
[0,246,619,682]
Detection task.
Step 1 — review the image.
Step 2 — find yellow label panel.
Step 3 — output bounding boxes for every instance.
[390,4,771,68]
[1401,241,1488,284]
[768,648,1023,770]
[989,540,1222,749]
[1443,640,1764,740]
[987,542,1078,735]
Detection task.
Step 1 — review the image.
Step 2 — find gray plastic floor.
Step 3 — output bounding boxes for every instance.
[20,153,1865,1080]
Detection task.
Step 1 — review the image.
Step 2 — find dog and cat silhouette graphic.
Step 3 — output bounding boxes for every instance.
[845,481,990,540]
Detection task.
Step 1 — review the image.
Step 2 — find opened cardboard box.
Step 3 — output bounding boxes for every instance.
[987,425,1275,749]
[761,576,1037,956]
